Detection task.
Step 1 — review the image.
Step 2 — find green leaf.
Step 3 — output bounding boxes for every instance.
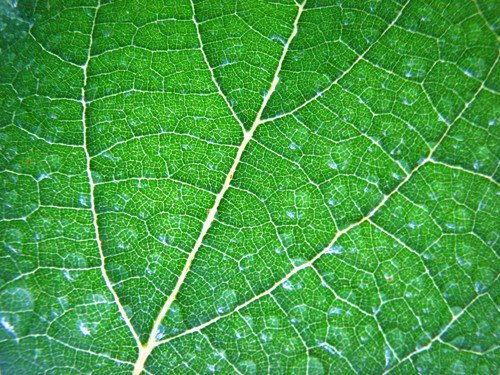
[1,0,499,373]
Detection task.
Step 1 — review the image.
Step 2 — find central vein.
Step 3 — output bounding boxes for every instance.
[132,1,306,373]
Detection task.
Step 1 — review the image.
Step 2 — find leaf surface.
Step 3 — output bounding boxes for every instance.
[0,0,499,374]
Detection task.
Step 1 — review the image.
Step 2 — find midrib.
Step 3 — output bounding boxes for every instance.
[132,1,307,373]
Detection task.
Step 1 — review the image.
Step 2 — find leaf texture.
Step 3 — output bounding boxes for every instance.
[0,0,499,374]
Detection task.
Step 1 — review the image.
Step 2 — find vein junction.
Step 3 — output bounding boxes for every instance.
[132,1,307,373]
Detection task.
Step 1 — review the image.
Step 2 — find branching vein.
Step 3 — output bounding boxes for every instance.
[132,1,307,373]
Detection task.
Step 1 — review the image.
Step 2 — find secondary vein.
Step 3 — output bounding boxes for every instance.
[190,0,246,134]
[81,0,142,349]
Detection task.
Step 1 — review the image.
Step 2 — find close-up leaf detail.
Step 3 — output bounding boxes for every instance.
[0,0,499,374]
